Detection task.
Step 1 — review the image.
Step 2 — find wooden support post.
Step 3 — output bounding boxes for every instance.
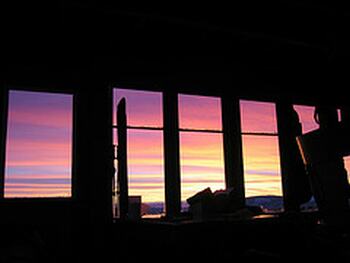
[221,96,245,207]
[74,85,114,223]
[163,90,181,218]
[276,101,311,212]
[0,86,8,198]
[117,98,128,219]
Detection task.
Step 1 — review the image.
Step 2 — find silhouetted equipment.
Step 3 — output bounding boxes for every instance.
[187,187,252,220]
[297,106,350,225]
[277,103,312,212]
[116,98,128,219]
[314,106,339,130]
[128,196,142,220]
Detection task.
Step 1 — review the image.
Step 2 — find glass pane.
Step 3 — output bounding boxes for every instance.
[240,100,278,134]
[180,132,225,210]
[179,94,222,131]
[126,130,164,215]
[113,88,163,128]
[242,135,282,198]
[5,90,73,198]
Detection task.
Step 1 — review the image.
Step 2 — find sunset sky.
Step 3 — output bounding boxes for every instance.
[4,90,73,197]
[5,88,350,205]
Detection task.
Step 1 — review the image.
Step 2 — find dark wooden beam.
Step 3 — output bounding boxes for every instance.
[116,98,128,219]
[163,90,181,218]
[74,84,114,223]
[0,85,8,198]
[221,96,245,207]
[276,101,312,211]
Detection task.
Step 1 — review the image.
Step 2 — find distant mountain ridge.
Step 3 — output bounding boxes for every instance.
[246,195,317,212]
[142,196,318,215]
[246,195,284,212]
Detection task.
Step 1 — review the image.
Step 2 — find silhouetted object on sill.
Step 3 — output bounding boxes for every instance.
[278,104,312,212]
[128,195,142,220]
[187,187,254,220]
[187,187,213,219]
[116,98,128,219]
[297,105,350,226]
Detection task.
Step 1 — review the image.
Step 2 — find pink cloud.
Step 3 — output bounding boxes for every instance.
[179,94,222,130]
[114,88,163,127]
[4,91,73,198]
[240,100,278,133]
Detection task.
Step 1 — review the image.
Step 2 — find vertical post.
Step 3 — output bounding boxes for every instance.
[221,96,245,207]
[163,90,181,219]
[276,101,294,211]
[74,84,114,223]
[276,101,312,212]
[117,98,128,219]
[0,86,8,198]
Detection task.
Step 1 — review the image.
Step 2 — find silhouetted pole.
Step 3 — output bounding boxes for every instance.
[276,101,311,212]
[117,98,129,219]
[74,85,114,226]
[0,86,8,198]
[221,96,245,207]
[163,91,181,219]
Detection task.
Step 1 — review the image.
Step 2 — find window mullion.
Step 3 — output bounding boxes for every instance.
[222,96,245,206]
[0,86,8,198]
[163,91,181,218]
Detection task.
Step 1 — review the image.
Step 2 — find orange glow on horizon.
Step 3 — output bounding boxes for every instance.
[240,100,282,198]
[242,135,282,197]
[180,132,225,202]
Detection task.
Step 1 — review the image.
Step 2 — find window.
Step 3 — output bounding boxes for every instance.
[178,94,225,211]
[113,88,164,216]
[240,100,282,201]
[4,90,73,198]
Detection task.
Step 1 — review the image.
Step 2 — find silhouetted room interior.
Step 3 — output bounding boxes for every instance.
[2,1,350,262]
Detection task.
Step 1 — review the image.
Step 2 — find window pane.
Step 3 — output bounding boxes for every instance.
[180,132,225,210]
[5,90,73,198]
[113,88,163,128]
[240,100,278,134]
[125,130,164,214]
[293,105,318,134]
[179,94,222,131]
[242,135,282,197]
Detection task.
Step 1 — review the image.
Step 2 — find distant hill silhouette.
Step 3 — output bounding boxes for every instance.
[246,195,317,212]
[246,195,284,212]
[142,196,318,215]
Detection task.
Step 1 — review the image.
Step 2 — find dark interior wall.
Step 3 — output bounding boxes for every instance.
[2,0,349,222]
[3,1,350,104]
[1,2,350,261]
